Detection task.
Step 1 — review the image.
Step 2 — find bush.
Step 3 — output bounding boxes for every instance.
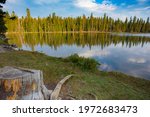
[67,54,100,71]
[0,35,8,45]
[0,39,6,45]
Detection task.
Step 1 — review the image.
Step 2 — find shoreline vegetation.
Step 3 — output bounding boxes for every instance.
[0,36,150,99]
[6,31,112,34]
[5,31,150,35]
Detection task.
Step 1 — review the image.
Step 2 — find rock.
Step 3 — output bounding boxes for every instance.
[10,44,17,48]
[0,66,51,100]
[0,46,6,53]
[0,45,14,53]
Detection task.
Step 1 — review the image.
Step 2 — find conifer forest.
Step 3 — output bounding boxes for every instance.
[4,8,150,33]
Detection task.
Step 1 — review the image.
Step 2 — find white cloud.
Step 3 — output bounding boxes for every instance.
[33,0,60,5]
[108,4,150,21]
[74,0,117,12]
[128,58,146,64]
[99,64,112,71]
[4,0,23,11]
[135,6,150,11]
[79,50,110,58]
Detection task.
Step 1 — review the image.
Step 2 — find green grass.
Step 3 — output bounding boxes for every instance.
[66,54,99,71]
[0,51,150,100]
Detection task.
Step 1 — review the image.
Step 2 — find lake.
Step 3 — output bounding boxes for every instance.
[7,33,150,80]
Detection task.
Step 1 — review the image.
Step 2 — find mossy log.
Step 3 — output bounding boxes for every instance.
[0,66,51,100]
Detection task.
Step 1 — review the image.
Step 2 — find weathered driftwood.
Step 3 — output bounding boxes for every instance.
[0,66,51,100]
[50,75,73,100]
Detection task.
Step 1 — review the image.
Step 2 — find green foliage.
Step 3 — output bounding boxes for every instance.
[67,54,99,71]
[0,0,6,8]
[4,8,150,33]
[0,0,7,34]
[0,34,8,44]
[0,39,5,44]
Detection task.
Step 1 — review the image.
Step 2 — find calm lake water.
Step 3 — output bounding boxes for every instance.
[7,33,150,80]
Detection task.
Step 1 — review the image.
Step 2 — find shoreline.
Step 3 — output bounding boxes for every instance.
[6,31,111,34]
[2,33,150,80]
[5,31,150,34]
[1,33,150,99]
[0,34,18,53]
[0,38,148,81]
[0,50,150,99]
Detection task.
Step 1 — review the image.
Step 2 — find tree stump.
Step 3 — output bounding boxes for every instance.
[0,66,51,100]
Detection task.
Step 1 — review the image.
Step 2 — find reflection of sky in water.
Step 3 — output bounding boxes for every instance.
[112,33,150,37]
[22,43,150,80]
[91,44,150,80]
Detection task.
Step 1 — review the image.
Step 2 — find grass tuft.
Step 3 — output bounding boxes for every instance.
[66,54,100,71]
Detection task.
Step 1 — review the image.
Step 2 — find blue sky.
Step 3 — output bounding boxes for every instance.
[3,0,150,20]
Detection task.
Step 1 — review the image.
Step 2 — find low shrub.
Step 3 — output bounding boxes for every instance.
[67,54,100,71]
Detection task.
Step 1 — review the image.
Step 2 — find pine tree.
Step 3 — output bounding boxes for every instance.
[145,17,150,32]
[0,0,7,34]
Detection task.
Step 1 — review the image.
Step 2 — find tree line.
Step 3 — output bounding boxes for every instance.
[0,0,7,34]
[4,8,150,33]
